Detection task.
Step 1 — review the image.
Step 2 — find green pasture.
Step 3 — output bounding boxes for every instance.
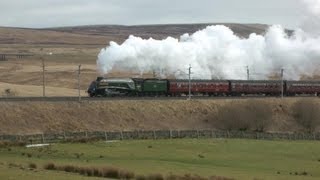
[0,139,319,180]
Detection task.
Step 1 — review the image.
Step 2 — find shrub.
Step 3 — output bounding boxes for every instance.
[0,141,26,148]
[209,176,234,180]
[43,162,56,170]
[62,165,75,172]
[101,167,120,178]
[292,99,320,132]
[3,88,18,97]
[216,100,272,132]
[28,163,37,169]
[85,167,93,176]
[119,169,135,179]
[146,173,164,180]
[136,175,147,180]
[78,167,87,175]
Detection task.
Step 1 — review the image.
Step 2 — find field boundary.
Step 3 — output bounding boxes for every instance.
[1,130,320,144]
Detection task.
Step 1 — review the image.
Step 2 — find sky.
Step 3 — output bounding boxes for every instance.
[0,0,304,29]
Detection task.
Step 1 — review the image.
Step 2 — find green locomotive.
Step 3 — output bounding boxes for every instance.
[87,77,168,97]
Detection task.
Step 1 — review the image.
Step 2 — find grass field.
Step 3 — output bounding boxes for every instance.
[0,139,320,180]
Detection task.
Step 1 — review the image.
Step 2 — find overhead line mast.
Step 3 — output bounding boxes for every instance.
[188,64,192,100]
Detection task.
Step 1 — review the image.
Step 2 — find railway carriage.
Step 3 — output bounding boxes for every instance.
[230,80,282,96]
[168,79,229,96]
[286,81,320,96]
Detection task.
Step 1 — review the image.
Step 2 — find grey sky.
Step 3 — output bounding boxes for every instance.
[0,0,304,29]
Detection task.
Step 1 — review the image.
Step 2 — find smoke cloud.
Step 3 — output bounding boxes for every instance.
[300,0,320,35]
[97,0,320,80]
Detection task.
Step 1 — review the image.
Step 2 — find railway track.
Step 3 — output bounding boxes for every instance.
[0,95,317,102]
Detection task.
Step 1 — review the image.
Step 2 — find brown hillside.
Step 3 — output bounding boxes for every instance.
[0,23,271,45]
[0,27,108,45]
[0,98,318,135]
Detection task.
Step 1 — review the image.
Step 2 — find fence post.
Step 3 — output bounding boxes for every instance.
[197,130,199,139]
[178,130,180,139]
[85,131,88,138]
[105,131,108,141]
[63,131,66,141]
[153,130,156,140]
[137,131,140,139]
[120,131,124,140]
[169,130,172,139]
[42,133,45,143]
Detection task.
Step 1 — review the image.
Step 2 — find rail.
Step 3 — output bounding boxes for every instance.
[0,96,317,102]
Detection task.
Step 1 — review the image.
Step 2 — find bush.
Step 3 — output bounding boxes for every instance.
[0,141,26,148]
[292,99,320,132]
[101,167,120,178]
[2,88,18,97]
[28,163,37,169]
[43,162,56,170]
[136,175,147,180]
[216,100,272,132]
[146,173,164,180]
[41,163,233,180]
[92,167,101,177]
[61,165,75,172]
[119,169,135,179]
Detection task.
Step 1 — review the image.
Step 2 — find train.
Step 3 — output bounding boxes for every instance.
[87,77,320,97]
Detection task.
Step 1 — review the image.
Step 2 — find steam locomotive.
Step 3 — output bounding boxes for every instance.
[87,77,320,97]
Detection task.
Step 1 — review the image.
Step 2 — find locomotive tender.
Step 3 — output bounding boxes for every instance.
[87,77,320,97]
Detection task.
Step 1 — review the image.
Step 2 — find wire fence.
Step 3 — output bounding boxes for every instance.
[1,130,320,144]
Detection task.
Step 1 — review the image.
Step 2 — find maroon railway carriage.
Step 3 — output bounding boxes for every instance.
[168,79,230,96]
[230,80,282,96]
[286,81,320,96]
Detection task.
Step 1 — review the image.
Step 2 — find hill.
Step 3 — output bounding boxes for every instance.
[0,23,271,45]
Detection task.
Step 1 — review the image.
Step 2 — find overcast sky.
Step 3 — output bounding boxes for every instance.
[0,0,304,29]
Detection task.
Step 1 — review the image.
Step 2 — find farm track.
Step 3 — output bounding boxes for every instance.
[0,95,317,102]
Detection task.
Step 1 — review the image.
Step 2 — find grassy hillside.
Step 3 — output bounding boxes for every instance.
[1,139,319,180]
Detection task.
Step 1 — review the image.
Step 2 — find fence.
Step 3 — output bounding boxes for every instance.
[1,130,320,144]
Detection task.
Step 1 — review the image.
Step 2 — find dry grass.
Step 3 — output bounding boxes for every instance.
[28,163,37,169]
[0,27,108,45]
[42,162,232,180]
[0,82,87,96]
[292,99,320,132]
[0,140,26,148]
[215,99,273,132]
[0,98,319,135]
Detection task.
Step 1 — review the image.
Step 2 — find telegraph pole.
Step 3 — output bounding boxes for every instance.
[281,68,284,98]
[246,66,249,80]
[78,64,81,102]
[188,64,192,100]
[42,57,45,97]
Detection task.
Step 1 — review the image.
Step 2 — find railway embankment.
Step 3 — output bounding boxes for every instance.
[0,98,319,135]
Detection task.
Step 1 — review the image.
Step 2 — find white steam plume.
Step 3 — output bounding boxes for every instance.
[97,1,320,80]
[300,0,320,35]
